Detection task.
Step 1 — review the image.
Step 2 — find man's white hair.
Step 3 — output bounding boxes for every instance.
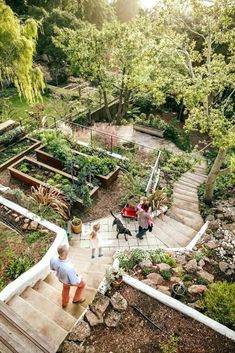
[57,244,68,256]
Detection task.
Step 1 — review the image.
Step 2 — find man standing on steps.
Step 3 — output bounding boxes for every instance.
[50,244,86,308]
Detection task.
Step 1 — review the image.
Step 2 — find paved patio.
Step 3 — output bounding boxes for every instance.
[71,214,168,252]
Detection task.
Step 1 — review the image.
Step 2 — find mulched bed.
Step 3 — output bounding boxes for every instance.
[83,284,235,353]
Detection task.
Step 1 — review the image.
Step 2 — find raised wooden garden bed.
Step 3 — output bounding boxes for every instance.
[35,145,120,188]
[133,124,164,138]
[8,157,99,208]
[0,137,41,172]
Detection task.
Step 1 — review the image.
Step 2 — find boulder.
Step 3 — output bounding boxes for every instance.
[171,267,183,276]
[90,294,110,318]
[68,321,91,342]
[28,221,38,230]
[197,270,214,283]
[147,273,164,285]
[208,220,220,231]
[61,342,84,353]
[110,292,127,312]
[141,279,156,288]
[85,310,103,327]
[188,285,207,294]
[205,215,215,222]
[105,310,122,327]
[139,259,153,269]
[219,261,229,273]
[157,263,171,271]
[205,241,217,250]
[170,277,181,283]
[198,259,205,268]
[184,259,198,273]
[176,255,187,265]
[157,285,171,296]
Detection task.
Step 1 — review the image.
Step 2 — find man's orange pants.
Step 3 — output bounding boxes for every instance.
[62,279,86,306]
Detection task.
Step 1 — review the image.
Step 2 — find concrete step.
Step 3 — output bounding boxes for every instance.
[173,186,198,197]
[154,218,191,247]
[34,280,86,319]
[173,191,199,203]
[7,295,67,348]
[179,176,202,186]
[20,287,76,331]
[171,206,203,231]
[172,199,200,213]
[44,273,96,308]
[82,271,105,288]
[162,215,196,238]
[152,226,182,248]
[174,180,198,190]
[183,172,207,181]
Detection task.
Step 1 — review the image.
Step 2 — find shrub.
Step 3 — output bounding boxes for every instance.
[142,267,154,277]
[197,277,209,286]
[164,255,177,268]
[114,249,150,271]
[7,255,34,279]
[25,231,44,244]
[183,274,193,282]
[164,121,192,152]
[204,281,235,328]
[160,270,171,280]
[149,249,166,265]
[193,250,204,262]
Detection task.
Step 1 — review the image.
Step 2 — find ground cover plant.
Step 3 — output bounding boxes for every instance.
[0,221,54,291]
[0,139,34,165]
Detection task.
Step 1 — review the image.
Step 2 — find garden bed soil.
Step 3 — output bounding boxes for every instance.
[82,284,235,353]
[0,137,40,172]
[8,156,99,209]
[35,145,120,188]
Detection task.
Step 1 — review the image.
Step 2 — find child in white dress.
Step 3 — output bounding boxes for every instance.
[90,223,103,259]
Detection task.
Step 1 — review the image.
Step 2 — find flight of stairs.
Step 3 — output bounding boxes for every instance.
[169,160,207,232]
[4,241,114,353]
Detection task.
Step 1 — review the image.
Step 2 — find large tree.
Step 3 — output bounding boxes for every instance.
[0,1,44,101]
[152,0,235,202]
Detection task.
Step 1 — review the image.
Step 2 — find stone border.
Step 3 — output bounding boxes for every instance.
[123,274,235,342]
[0,195,68,302]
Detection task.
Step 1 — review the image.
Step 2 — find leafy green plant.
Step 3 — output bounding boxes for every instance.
[19,162,30,173]
[142,267,154,276]
[204,281,235,328]
[183,274,193,282]
[197,277,209,286]
[7,255,34,279]
[114,249,151,271]
[0,277,6,291]
[25,231,44,244]
[193,250,204,262]
[105,266,125,289]
[160,334,180,353]
[160,270,171,280]
[149,249,166,265]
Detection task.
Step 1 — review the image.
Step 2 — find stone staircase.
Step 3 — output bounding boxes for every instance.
[4,244,114,353]
[150,160,207,248]
[169,161,207,232]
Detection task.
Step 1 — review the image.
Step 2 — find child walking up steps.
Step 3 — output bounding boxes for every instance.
[90,223,103,259]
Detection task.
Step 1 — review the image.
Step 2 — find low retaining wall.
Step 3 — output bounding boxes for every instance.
[0,196,68,302]
[123,275,235,342]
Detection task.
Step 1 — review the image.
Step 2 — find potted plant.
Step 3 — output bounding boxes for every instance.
[105,266,125,289]
[71,216,82,234]
[171,282,186,300]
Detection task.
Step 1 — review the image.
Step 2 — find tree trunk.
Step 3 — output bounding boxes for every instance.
[122,88,131,117]
[102,88,112,122]
[204,147,227,203]
[116,68,126,123]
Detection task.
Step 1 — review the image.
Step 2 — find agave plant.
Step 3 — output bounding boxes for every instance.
[148,189,170,212]
[31,185,70,220]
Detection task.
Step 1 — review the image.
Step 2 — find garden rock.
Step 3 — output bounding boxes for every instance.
[61,341,84,353]
[184,259,198,273]
[205,241,217,249]
[208,220,220,231]
[171,267,182,276]
[22,223,28,230]
[110,292,127,312]
[85,310,103,326]
[90,294,110,318]
[68,321,91,342]
[198,259,205,268]
[105,310,122,327]
[28,221,38,230]
[176,255,186,265]
[147,273,164,285]
[188,285,207,294]
[139,259,153,269]
[197,270,214,283]
[170,276,181,283]
[85,347,95,353]
[141,279,156,288]
[219,261,229,273]
[205,215,215,222]
[157,263,171,271]
[157,285,171,296]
